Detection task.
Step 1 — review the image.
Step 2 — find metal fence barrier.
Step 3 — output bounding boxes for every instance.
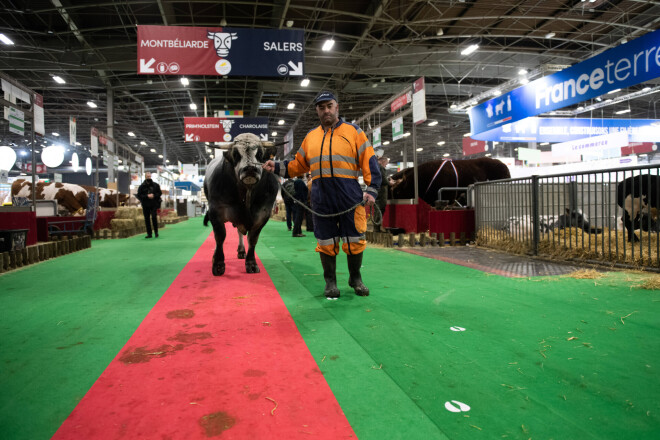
[473,164,660,271]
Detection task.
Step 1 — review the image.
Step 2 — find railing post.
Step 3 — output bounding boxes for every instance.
[532,175,539,256]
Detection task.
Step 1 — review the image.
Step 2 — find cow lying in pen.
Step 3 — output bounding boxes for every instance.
[203,133,278,275]
[504,208,602,237]
[616,174,660,242]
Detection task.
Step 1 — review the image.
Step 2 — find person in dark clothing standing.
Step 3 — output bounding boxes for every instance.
[137,171,162,238]
[282,178,295,231]
[375,151,390,231]
[292,176,308,237]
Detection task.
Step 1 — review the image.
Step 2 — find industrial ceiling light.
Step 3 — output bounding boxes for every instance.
[189,103,197,110]
[383,141,390,146]
[403,132,411,137]
[518,69,528,75]
[520,78,529,85]
[278,120,285,125]
[463,132,471,137]
[287,103,295,109]
[416,147,423,152]
[87,101,97,108]
[428,121,438,126]
[71,152,80,172]
[271,131,277,137]
[0,146,17,171]
[220,18,228,27]
[286,20,294,28]
[53,75,65,84]
[85,157,92,175]
[615,109,631,114]
[150,148,156,152]
[41,145,65,167]
[322,38,335,51]
[460,44,478,55]
[181,77,189,86]
[127,131,136,137]
[437,141,446,146]
[158,154,163,158]
[545,32,556,39]
[300,78,310,87]
[443,153,450,157]
[0,34,14,45]
[607,88,621,94]
[52,132,60,137]
[140,141,147,146]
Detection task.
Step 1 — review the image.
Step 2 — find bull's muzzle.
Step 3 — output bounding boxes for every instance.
[240,166,261,186]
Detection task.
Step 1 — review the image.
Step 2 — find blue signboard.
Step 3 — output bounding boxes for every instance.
[469,28,660,135]
[471,118,660,143]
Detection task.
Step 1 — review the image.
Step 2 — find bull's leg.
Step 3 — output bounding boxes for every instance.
[244,225,265,274]
[209,215,227,276]
[623,211,639,242]
[237,231,246,259]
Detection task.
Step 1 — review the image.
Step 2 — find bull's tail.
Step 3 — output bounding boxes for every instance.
[203,212,209,226]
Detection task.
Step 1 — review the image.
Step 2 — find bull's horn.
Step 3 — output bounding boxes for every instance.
[261,141,275,147]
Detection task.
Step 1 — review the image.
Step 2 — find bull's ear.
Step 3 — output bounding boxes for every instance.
[261,142,277,160]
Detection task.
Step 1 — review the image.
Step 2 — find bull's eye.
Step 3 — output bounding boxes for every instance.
[255,149,263,161]
[232,150,241,163]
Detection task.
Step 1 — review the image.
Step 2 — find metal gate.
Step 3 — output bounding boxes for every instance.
[473,165,660,270]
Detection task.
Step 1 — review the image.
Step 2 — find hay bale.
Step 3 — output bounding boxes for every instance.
[115,206,140,220]
[110,218,136,231]
[638,275,660,290]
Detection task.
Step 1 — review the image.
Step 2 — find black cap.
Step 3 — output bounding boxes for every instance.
[313,91,337,105]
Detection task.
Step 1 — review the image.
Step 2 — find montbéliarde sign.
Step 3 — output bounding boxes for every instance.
[137,25,304,77]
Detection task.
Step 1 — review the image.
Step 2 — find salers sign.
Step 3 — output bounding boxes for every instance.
[469,28,660,135]
[137,25,304,77]
[184,117,268,143]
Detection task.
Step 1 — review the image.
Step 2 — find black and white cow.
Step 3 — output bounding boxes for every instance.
[616,174,660,242]
[505,208,602,237]
[203,133,278,275]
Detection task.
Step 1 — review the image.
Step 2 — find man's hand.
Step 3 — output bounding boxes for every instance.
[147,194,154,199]
[363,192,375,206]
[262,160,275,172]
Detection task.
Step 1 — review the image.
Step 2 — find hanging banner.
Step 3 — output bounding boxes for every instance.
[8,107,24,136]
[552,131,629,157]
[90,127,99,157]
[184,117,268,142]
[392,116,404,141]
[469,28,660,135]
[472,117,660,143]
[215,110,244,118]
[69,117,77,146]
[33,93,44,136]
[462,137,488,156]
[137,25,304,77]
[372,127,381,147]
[283,128,294,156]
[412,77,427,125]
[391,91,412,112]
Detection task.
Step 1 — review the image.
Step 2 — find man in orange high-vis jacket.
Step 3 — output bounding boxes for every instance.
[263,91,381,299]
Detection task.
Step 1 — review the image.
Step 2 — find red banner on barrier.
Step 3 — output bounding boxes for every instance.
[621,142,656,156]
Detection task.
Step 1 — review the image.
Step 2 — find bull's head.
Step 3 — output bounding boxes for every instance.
[224,133,276,187]
[207,31,238,57]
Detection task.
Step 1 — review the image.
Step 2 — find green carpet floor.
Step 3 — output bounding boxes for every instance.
[1,217,659,439]
[257,222,660,440]
[0,219,210,440]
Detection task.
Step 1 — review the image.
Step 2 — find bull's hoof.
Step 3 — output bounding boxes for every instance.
[212,262,226,276]
[245,261,260,273]
[237,250,246,259]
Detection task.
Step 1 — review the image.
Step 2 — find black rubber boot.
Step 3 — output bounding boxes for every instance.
[319,253,340,299]
[347,253,369,296]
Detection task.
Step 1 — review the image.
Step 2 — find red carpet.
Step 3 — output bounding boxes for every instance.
[53,229,355,439]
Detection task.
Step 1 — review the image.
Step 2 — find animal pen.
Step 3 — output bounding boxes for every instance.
[474,164,660,271]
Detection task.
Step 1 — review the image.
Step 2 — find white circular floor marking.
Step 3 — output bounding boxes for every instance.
[450,326,466,332]
[444,400,471,413]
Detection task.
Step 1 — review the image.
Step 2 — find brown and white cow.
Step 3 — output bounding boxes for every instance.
[11,179,88,215]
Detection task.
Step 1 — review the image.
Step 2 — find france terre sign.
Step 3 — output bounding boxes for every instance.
[137,25,304,77]
[184,117,269,143]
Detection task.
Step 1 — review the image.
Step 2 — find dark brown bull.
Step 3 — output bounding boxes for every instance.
[389,157,511,206]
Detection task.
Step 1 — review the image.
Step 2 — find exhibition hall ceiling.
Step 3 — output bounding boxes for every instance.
[1,0,659,167]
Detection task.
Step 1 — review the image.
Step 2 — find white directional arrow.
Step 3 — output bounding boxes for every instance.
[185,133,194,142]
[260,134,268,141]
[140,58,156,73]
[287,61,303,76]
